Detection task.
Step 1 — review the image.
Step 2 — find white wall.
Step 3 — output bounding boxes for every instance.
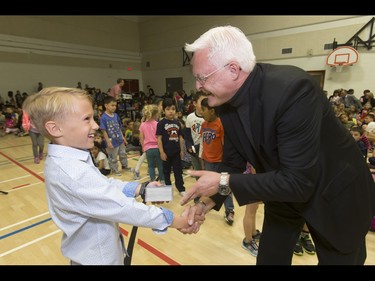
[1,16,374,101]
[0,62,143,99]
[263,51,375,98]
[4,53,371,102]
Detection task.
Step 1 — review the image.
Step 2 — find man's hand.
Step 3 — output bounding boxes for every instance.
[178,203,206,234]
[179,170,221,206]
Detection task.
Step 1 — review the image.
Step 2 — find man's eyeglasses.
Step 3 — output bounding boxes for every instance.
[193,63,230,85]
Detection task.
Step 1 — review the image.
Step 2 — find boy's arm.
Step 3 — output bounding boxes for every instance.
[101,129,113,148]
[139,130,144,149]
[198,135,203,159]
[157,135,165,155]
[157,135,167,161]
[179,135,185,159]
[183,127,194,153]
[97,159,104,170]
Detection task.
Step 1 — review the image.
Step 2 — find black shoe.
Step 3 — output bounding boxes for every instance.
[293,237,304,256]
[224,210,234,226]
[252,229,262,242]
[300,233,316,255]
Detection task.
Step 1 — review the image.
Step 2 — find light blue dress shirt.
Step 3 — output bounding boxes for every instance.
[44,143,174,265]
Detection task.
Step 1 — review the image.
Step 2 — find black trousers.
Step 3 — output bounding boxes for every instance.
[162,152,184,192]
[256,202,367,265]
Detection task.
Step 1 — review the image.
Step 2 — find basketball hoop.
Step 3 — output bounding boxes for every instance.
[326,46,358,72]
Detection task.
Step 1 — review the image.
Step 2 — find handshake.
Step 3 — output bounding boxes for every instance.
[138,169,224,234]
[137,180,207,234]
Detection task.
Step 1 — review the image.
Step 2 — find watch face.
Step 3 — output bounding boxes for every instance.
[219,185,230,196]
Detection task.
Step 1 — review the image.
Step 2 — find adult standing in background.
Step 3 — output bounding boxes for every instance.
[180,25,375,265]
[147,85,156,102]
[109,78,124,101]
[147,85,155,96]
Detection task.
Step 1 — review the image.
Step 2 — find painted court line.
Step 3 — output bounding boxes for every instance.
[119,227,179,265]
[138,238,180,265]
[0,211,50,232]
[0,230,61,258]
[0,218,52,240]
[0,150,45,182]
[12,183,30,189]
[0,175,31,184]
[5,182,43,193]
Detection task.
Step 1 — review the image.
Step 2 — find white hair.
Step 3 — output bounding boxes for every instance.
[185,25,256,72]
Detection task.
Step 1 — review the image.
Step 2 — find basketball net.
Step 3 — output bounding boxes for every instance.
[335,64,344,73]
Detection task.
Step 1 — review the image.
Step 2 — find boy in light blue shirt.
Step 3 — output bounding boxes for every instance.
[23,87,202,265]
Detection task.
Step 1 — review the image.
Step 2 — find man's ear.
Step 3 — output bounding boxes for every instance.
[45,121,63,137]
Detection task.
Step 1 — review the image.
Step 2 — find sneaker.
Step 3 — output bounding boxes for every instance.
[34,157,40,164]
[39,152,44,160]
[131,168,140,180]
[252,229,262,242]
[224,210,235,226]
[179,191,186,197]
[293,237,304,256]
[113,171,122,176]
[300,233,316,255]
[242,238,258,257]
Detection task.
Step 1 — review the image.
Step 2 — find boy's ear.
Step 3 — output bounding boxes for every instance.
[45,121,63,137]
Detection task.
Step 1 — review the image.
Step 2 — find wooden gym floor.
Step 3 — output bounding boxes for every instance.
[1,134,375,265]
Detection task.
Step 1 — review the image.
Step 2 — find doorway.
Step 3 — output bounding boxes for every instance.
[166,77,183,94]
[307,70,325,89]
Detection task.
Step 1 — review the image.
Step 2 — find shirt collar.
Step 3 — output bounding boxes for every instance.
[48,143,91,162]
[227,64,261,109]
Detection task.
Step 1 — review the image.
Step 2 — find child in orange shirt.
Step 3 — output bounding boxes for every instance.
[200,98,235,225]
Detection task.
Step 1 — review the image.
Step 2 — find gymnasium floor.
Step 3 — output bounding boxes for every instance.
[1,133,375,265]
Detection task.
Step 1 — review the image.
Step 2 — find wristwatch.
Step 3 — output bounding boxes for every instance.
[218,172,231,196]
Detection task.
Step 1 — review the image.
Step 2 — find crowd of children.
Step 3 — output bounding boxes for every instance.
[5,83,375,264]
[329,88,375,233]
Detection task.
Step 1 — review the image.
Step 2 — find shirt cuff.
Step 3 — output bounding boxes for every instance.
[122,182,139,197]
[152,207,174,234]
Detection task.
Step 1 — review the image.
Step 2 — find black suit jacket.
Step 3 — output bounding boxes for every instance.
[212,63,375,253]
